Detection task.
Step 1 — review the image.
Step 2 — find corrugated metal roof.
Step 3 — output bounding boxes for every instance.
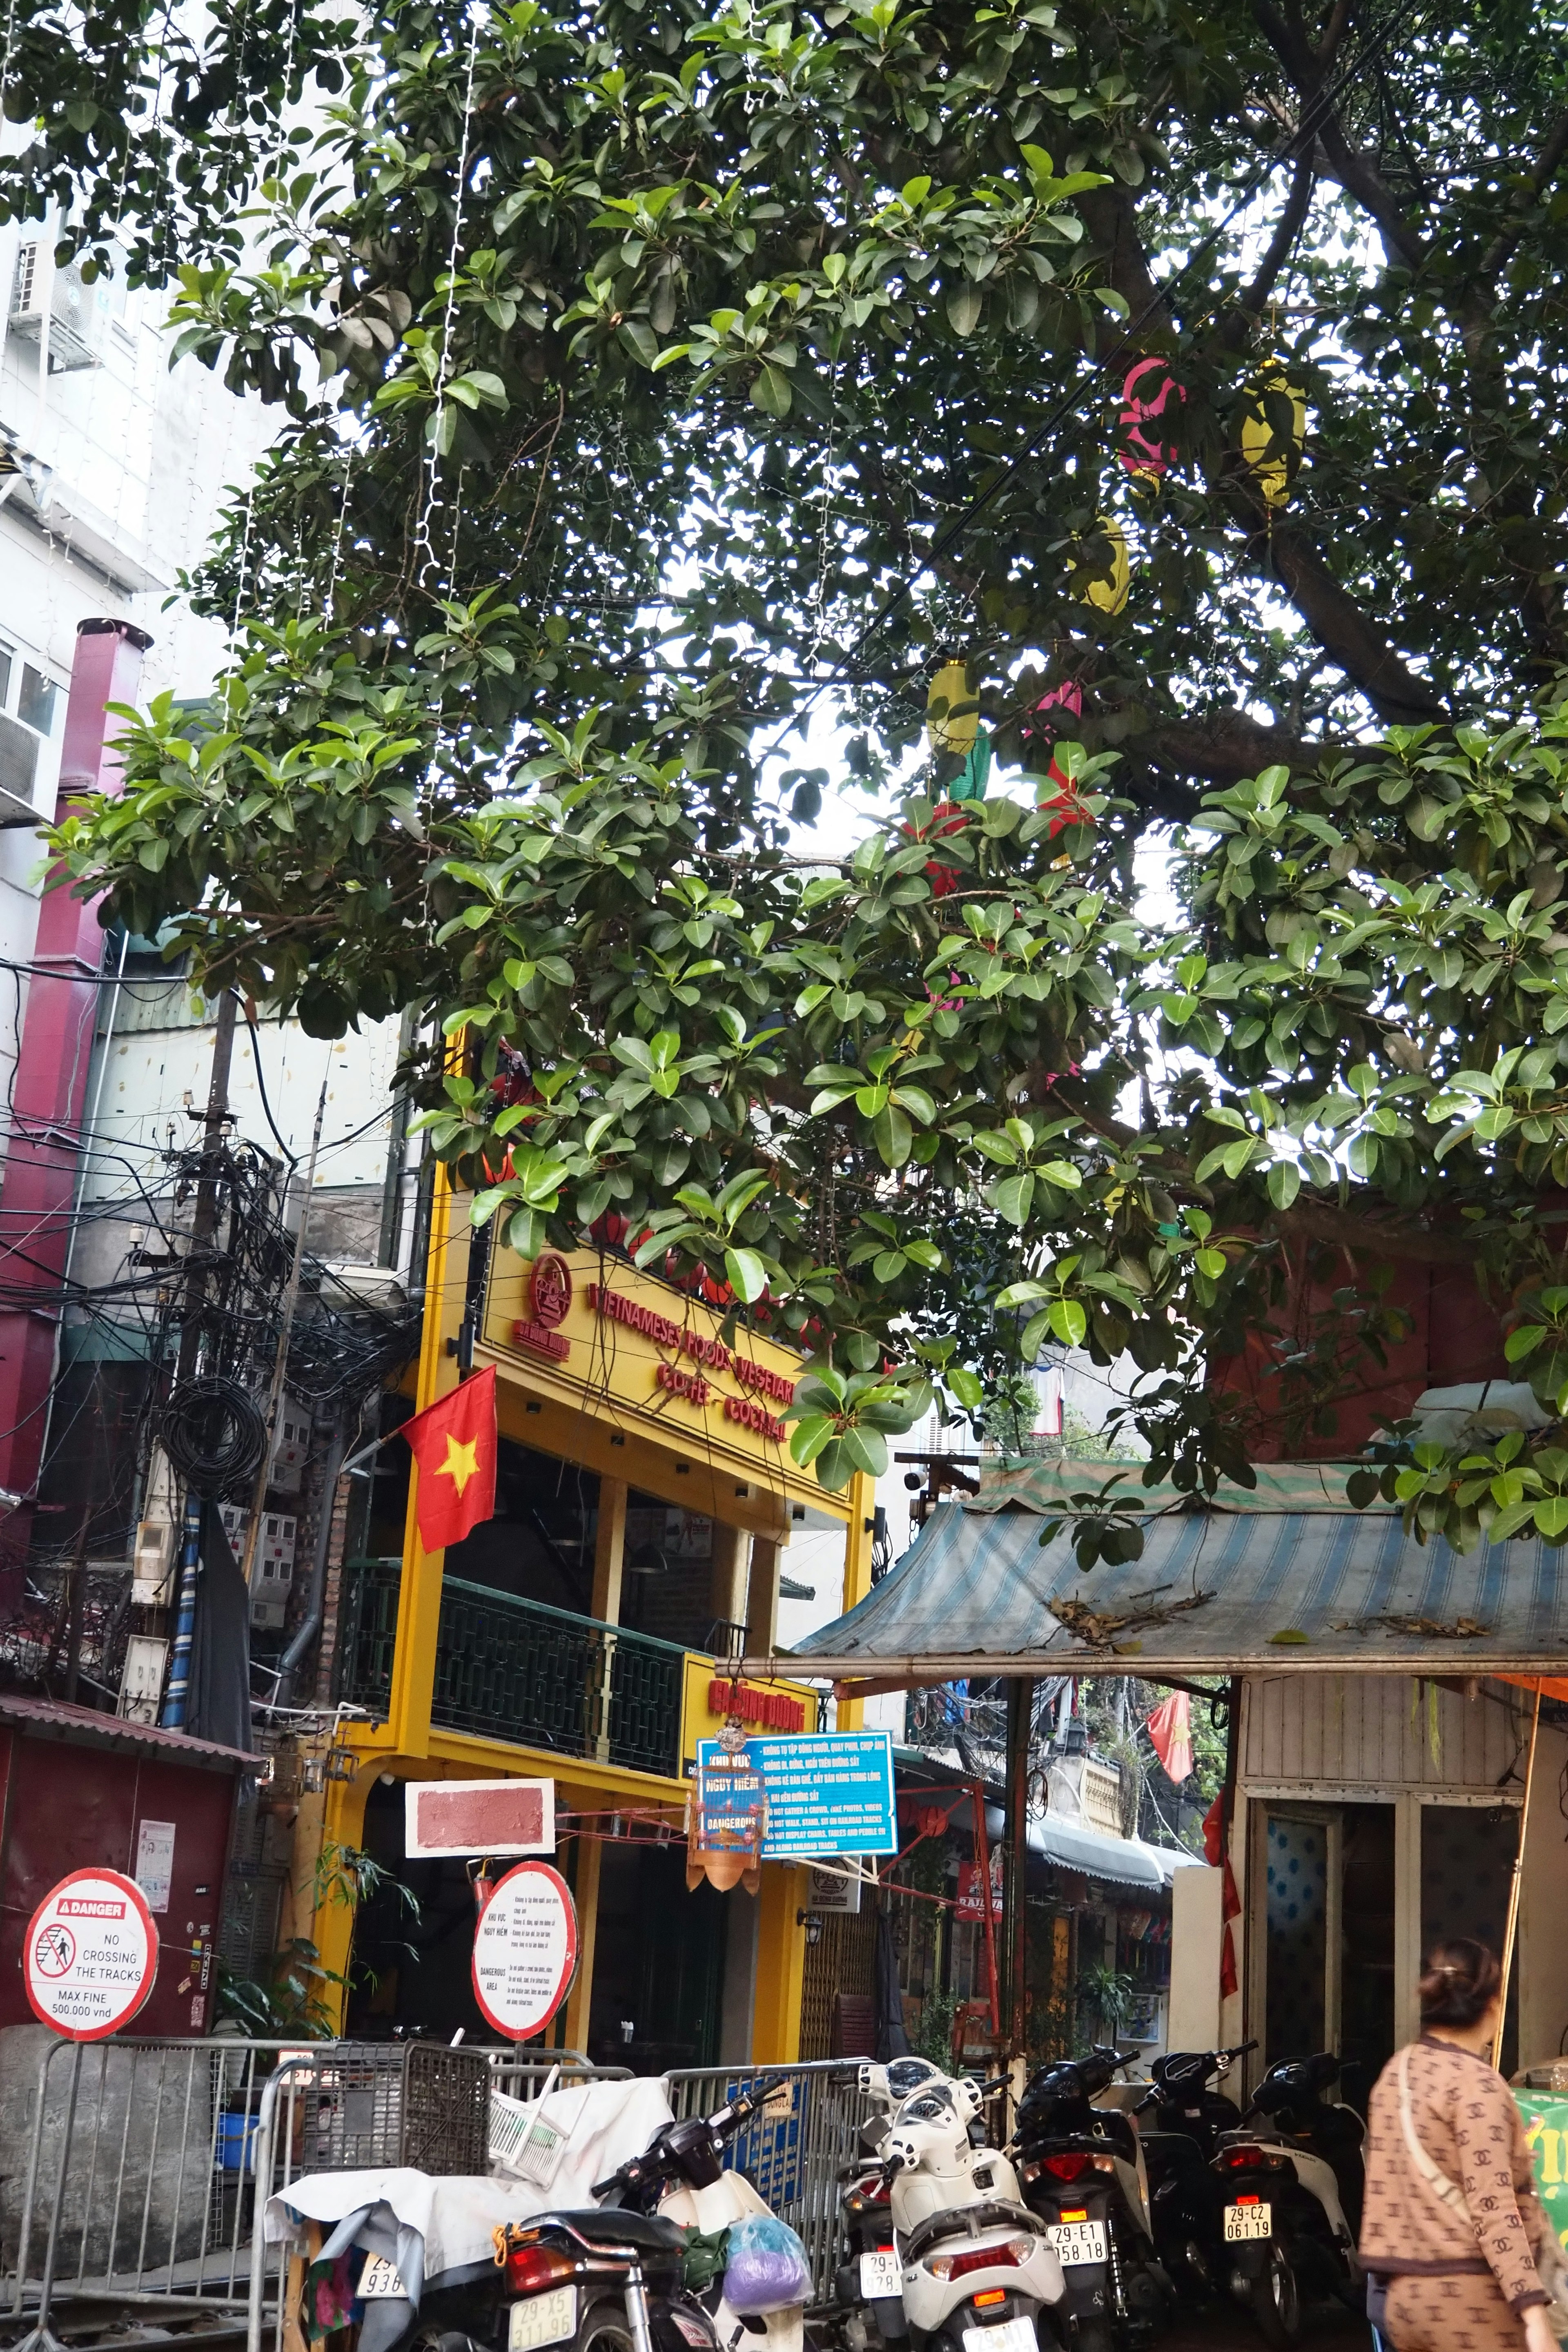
[766,1497,1568,1679]
[0,1691,259,1769]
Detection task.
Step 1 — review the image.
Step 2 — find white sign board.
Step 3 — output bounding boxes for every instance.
[406,1778,555,1860]
[26,1869,158,2041]
[133,1820,176,1914]
[472,1861,578,2041]
[808,1862,863,1914]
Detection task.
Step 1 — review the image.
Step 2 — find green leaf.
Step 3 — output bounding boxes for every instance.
[1048,1298,1087,1347]
[987,1171,1036,1227]
[723,1245,768,1303]
[872,1102,913,1167]
[750,363,793,416]
[948,1368,984,1410]
[1266,1160,1301,1211]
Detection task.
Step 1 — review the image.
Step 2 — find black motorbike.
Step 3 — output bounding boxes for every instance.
[1013,2047,1172,2352]
[407,2082,785,2352]
[1130,2041,1255,2300]
[1212,2052,1365,2348]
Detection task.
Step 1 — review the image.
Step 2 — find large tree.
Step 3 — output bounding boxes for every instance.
[22,0,1568,1542]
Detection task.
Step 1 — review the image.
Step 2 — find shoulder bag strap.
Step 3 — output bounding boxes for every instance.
[1396,2044,1472,2221]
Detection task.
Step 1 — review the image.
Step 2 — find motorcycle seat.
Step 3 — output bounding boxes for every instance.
[539,2210,688,2256]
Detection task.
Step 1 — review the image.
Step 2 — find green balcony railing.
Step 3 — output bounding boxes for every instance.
[339,1561,686,1779]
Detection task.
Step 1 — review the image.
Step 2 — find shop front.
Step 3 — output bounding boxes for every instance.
[316,1174,871,2062]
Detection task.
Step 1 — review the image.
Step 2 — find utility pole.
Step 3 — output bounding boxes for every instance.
[238,1073,329,1590]
[1005,1677,1034,2059]
[174,989,238,1384]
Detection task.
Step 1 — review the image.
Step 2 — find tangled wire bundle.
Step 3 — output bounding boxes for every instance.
[158,1377,267,1499]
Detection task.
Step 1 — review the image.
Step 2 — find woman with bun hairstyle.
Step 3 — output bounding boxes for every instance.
[1360,1938,1560,2350]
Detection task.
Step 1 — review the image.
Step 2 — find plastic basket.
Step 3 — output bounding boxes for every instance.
[297,2045,490,2176]
[489,2085,571,2185]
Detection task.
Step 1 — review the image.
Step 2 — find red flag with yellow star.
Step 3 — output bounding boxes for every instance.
[403,1365,498,1551]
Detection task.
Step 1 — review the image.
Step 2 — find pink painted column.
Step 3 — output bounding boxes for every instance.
[0,617,153,1508]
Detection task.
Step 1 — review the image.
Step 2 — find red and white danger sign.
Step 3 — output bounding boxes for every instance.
[471,1861,577,2041]
[25,1869,158,2041]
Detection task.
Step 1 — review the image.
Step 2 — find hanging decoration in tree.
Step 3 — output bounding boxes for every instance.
[1238,367,1306,507]
[1071,518,1130,614]
[949,728,991,804]
[1026,677,1098,839]
[1117,357,1185,497]
[925,660,980,753]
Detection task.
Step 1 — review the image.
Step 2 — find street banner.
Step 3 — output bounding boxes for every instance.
[695,1730,896,1859]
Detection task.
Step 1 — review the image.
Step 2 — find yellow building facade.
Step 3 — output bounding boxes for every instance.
[315,1172,873,2063]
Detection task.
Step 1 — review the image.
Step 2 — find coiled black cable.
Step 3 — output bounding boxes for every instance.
[158,1377,267,1499]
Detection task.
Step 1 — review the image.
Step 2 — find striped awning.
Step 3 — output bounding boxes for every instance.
[753,1496,1568,1682]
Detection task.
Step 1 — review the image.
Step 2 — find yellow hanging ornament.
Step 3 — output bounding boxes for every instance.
[925,659,980,755]
[1239,366,1306,507]
[1072,517,1130,615]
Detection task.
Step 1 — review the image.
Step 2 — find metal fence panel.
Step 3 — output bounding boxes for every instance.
[663,2060,866,2305]
[4,2035,302,2321]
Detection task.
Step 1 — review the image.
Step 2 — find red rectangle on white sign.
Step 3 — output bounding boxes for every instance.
[406,1779,555,1859]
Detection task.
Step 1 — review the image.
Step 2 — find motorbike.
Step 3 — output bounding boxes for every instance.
[474,2079,800,2352]
[1212,2051,1365,2348]
[1013,2047,1172,2352]
[835,2060,947,2351]
[835,2060,1065,2352]
[1119,2041,1255,2300]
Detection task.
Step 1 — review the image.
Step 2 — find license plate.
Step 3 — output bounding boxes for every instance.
[1224,2204,1272,2242]
[1048,2221,1107,2267]
[962,2319,1036,2352]
[509,2287,579,2350]
[358,2256,408,2300]
[860,2251,902,2299]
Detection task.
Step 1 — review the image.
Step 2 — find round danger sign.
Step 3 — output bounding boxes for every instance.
[472,1861,577,2041]
[25,1869,158,2041]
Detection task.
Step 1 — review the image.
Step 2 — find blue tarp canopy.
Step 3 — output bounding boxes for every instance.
[752,1467,1568,1682]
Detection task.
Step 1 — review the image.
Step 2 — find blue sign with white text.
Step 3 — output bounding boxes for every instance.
[696,1731,897,1858]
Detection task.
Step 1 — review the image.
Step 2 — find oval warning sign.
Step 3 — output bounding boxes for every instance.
[24,1869,158,2041]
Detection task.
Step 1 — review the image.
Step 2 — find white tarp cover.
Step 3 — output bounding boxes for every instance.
[266,2078,676,2349]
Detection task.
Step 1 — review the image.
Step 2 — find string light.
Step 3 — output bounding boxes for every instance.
[414,9,481,590]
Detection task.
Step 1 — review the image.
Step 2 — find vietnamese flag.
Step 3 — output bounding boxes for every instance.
[403,1365,498,1550]
[1147,1690,1193,1785]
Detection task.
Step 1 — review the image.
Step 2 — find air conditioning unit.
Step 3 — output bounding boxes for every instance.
[9,244,107,370]
[10,241,43,332]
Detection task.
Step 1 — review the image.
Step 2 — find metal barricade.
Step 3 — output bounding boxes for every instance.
[4,2035,302,2337]
[662,2060,867,2305]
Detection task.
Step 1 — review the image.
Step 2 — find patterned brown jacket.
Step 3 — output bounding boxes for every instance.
[1360,2036,1546,2312]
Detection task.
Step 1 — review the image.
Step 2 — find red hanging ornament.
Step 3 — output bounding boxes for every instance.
[1118,356,1185,493]
[1027,679,1096,838]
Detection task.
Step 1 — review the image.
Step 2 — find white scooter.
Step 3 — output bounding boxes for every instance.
[840,2062,1065,2352]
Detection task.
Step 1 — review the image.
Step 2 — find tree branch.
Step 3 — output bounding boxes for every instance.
[1248,0,1429,273]
[1241,512,1446,724]
[1125,706,1347,788]
[1243,154,1316,312]
[1475,109,1568,283]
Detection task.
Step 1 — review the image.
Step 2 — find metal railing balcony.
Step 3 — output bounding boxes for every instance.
[338,1560,688,1778]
